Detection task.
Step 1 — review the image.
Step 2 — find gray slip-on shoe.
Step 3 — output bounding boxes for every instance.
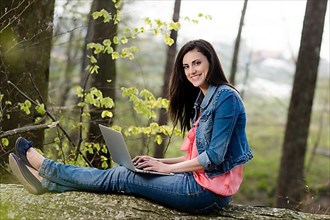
[9,153,45,195]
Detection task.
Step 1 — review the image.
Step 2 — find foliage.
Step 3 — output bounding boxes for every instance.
[85,3,211,71]
[0,1,212,167]
[120,87,181,145]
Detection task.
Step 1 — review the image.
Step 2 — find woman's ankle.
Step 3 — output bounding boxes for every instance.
[26,148,45,171]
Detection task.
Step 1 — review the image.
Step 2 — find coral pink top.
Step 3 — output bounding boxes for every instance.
[181,118,243,196]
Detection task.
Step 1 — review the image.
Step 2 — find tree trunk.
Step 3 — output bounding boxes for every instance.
[153,0,181,158]
[229,0,248,86]
[82,0,118,168]
[0,0,54,163]
[1,184,329,220]
[275,0,328,210]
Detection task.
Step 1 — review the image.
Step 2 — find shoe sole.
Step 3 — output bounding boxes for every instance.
[9,153,44,195]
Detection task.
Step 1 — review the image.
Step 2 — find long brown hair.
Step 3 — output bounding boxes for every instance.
[168,39,233,132]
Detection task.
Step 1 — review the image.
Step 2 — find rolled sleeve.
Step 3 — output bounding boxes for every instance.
[197,151,212,169]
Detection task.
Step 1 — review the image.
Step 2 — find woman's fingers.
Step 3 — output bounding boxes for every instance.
[132,156,155,165]
[135,160,168,172]
[135,160,152,168]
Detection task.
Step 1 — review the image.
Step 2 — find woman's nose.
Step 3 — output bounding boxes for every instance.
[187,66,196,75]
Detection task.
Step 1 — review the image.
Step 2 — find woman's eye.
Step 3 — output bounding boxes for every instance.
[194,61,201,66]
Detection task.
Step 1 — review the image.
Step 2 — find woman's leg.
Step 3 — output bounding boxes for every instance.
[39,158,230,213]
[19,138,230,212]
[111,168,231,213]
[39,158,119,192]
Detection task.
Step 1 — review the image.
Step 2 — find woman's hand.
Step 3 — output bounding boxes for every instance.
[135,159,172,173]
[132,155,156,166]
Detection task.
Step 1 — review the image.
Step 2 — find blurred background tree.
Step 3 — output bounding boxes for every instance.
[0,0,55,168]
[276,0,328,210]
[153,0,181,158]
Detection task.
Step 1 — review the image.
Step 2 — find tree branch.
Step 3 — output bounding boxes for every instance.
[7,81,94,167]
[0,122,59,138]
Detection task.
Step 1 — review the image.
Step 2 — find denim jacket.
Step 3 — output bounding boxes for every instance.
[194,84,253,178]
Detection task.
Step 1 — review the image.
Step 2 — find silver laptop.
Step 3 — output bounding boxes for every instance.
[99,124,174,175]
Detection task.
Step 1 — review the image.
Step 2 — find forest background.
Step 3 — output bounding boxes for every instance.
[0,0,329,215]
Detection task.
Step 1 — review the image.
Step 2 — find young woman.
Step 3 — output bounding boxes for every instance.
[9,39,253,213]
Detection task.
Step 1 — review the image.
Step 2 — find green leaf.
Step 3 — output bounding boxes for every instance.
[1,138,9,147]
[94,45,104,54]
[102,161,109,169]
[24,100,31,108]
[120,37,128,44]
[101,145,108,153]
[155,135,162,145]
[77,102,87,107]
[150,122,159,131]
[34,117,42,124]
[101,110,113,118]
[91,65,99,74]
[35,103,46,115]
[100,97,114,108]
[143,17,152,26]
[155,19,163,27]
[74,86,84,98]
[205,14,212,20]
[90,87,103,98]
[104,46,114,54]
[111,52,120,59]
[164,35,174,46]
[18,100,31,115]
[140,89,155,101]
[85,93,94,104]
[124,27,131,34]
[103,39,111,47]
[113,36,119,44]
[87,55,97,64]
[92,11,101,20]
[54,137,60,143]
[93,9,112,23]
[169,21,181,31]
[94,143,101,151]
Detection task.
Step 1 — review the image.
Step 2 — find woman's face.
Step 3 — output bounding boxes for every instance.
[182,49,210,95]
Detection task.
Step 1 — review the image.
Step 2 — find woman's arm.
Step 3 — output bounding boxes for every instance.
[135,157,204,173]
[168,157,204,172]
[157,156,185,164]
[132,155,185,165]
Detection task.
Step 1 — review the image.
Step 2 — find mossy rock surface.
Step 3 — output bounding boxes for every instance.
[0,184,328,219]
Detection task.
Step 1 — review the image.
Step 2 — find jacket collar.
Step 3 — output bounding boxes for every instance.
[194,85,218,109]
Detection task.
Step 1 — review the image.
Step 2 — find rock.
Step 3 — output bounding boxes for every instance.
[0,184,328,219]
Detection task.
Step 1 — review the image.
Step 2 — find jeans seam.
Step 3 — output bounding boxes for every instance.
[112,176,206,196]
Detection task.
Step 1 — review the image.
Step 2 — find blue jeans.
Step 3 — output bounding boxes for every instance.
[39,158,231,213]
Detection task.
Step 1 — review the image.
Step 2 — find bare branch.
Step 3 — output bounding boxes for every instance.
[0,121,59,138]
[7,80,94,167]
[0,0,35,34]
